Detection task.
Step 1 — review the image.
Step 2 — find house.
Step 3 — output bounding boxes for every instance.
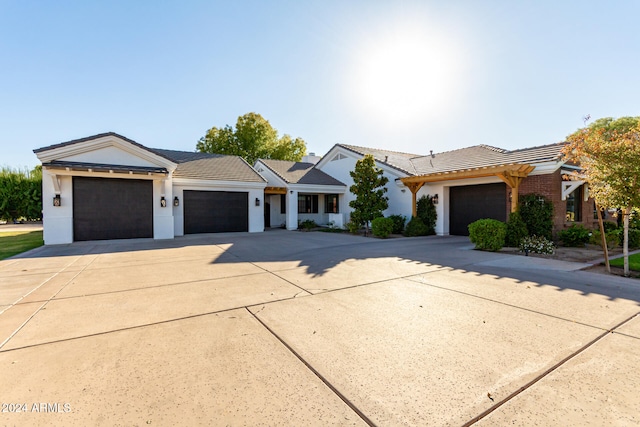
[314,143,597,237]
[33,132,267,245]
[34,131,598,245]
[253,158,346,230]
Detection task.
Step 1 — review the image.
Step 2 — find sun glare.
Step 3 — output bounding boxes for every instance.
[348,23,465,129]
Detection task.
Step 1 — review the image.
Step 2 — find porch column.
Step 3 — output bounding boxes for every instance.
[406,182,424,217]
[286,190,298,230]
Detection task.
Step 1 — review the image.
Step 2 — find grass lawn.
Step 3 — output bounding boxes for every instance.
[0,231,44,260]
[610,253,640,271]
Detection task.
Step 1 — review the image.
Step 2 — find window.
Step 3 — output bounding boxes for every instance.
[324,194,339,213]
[566,187,582,222]
[298,195,318,213]
[280,194,286,214]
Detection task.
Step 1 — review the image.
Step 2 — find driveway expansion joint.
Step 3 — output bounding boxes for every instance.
[461,310,640,426]
[248,307,377,427]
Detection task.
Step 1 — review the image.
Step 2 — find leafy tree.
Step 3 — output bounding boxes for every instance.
[564,116,640,276]
[349,155,389,236]
[416,195,437,235]
[196,112,306,165]
[0,166,42,221]
[505,211,528,247]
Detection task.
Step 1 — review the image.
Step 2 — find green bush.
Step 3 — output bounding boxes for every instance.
[388,214,406,234]
[505,211,528,247]
[519,194,553,240]
[559,224,591,247]
[519,235,555,255]
[612,228,640,249]
[298,219,317,231]
[416,195,436,235]
[346,221,360,234]
[0,166,42,221]
[589,229,619,250]
[468,219,506,251]
[602,221,618,232]
[403,217,429,237]
[371,217,393,238]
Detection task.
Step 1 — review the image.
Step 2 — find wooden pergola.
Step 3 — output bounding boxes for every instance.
[400,163,535,216]
[264,186,287,195]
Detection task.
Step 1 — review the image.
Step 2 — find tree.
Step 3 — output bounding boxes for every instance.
[196,112,306,165]
[349,155,389,235]
[563,116,640,276]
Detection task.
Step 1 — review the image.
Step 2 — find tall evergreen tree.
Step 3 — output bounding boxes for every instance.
[349,155,389,235]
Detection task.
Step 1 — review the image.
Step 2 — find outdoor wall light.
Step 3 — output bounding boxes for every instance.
[53,194,61,207]
[255,198,260,207]
[433,194,439,204]
[173,196,179,207]
[160,196,167,208]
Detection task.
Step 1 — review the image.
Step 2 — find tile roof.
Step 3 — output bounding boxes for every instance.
[259,159,346,186]
[338,144,420,175]
[34,132,265,183]
[337,142,566,176]
[33,132,148,154]
[152,148,265,182]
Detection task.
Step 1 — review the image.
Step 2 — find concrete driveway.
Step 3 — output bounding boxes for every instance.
[1,230,639,426]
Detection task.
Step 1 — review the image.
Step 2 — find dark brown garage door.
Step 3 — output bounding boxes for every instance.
[184,190,248,234]
[449,183,506,236]
[73,177,153,241]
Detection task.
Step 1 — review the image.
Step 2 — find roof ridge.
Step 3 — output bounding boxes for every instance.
[505,141,567,154]
[338,143,422,158]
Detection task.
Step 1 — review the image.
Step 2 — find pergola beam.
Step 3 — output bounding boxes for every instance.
[400,163,535,215]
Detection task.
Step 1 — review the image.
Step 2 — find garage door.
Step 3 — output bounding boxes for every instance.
[449,183,506,236]
[184,190,248,234]
[73,177,153,241]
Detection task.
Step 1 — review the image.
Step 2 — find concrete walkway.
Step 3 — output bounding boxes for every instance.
[1,231,638,426]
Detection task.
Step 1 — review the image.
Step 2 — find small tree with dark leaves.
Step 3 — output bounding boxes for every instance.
[349,155,389,236]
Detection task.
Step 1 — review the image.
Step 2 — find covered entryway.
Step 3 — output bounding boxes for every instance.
[184,190,248,234]
[449,183,506,236]
[73,177,153,241]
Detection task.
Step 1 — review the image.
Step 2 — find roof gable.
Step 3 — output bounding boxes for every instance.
[33,132,176,170]
[258,159,345,186]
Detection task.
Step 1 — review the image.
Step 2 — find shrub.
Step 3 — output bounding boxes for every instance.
[519,235,555,255]
[298,219,317,231]
[519,194,553,240]
[602,221,618,232]
[403,217,429,237]
[468,218,506,251]
[388,214,406,234]
[505,211,528,247]
[611,228,640,249]
[559,224,591,247]
[371,217,393,238]
[416,195,437,235]
[589,229,619,250]
[346,221,360,234]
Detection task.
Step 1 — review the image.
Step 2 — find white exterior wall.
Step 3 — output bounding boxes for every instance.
[317,149,412,222]
[172,180,266,235]
[41,170,74,245]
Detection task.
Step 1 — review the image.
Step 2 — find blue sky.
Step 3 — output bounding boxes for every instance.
[1,0,639,169]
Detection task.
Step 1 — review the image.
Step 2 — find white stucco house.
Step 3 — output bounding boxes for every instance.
[253,158,346,230]
[314,142,588,237]
[33,132,267,245]
[34,131,592,244]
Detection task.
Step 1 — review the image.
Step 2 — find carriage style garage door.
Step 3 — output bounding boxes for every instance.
[73,177,153,241]
[449,183,506,236]
[184,190,248,234]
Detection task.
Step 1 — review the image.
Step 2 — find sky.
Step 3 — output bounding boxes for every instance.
[1,0,639,169]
